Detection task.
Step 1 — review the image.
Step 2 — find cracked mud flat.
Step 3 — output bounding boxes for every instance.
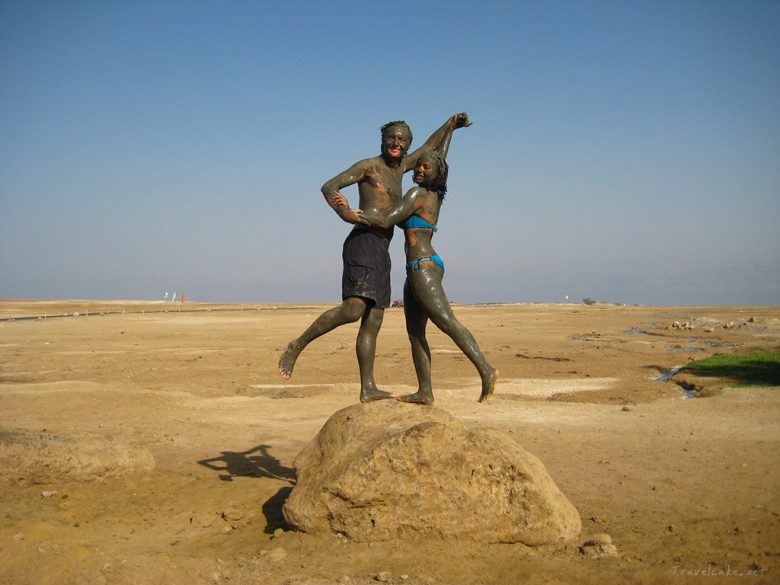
[0,301,778,584]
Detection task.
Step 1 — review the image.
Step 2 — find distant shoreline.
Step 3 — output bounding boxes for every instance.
[1,298,777,322]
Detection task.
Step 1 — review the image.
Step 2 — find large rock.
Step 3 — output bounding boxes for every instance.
[282,401,581,545]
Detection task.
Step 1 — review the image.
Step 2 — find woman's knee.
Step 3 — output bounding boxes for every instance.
[430,312,461,337]
[406,323,427,340]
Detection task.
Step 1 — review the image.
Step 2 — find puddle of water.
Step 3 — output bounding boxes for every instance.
[624,327,646,334]
[654,366,698,399]
[655,366,683,382]
[666,339,734,353]
[623,326,666,337]
[665,344,706,353]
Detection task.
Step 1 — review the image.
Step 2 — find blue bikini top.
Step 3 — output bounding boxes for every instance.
[399,214,437,232]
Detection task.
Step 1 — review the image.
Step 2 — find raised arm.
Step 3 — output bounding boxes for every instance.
[359,187,425,229]
[321,160,369,224]
[437,123,454,160]
[403,112,471,171]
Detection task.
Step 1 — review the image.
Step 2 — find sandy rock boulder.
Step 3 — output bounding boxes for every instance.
[282,401,581,545]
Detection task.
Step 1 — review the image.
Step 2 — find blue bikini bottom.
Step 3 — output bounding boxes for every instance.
[406,254,445,271]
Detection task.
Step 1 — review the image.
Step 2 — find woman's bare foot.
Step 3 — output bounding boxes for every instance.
[360,387,394,403]
[478,368,498,403]
[397,390,434,405]
[278,341,301,380]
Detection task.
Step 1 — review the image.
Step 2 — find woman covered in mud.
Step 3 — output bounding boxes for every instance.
[338,142,497,404]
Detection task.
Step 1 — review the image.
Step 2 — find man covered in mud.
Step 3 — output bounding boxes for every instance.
[278,114,471,402]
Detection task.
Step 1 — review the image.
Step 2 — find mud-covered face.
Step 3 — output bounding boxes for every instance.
[413,154,439,186]
[381,126,411,159]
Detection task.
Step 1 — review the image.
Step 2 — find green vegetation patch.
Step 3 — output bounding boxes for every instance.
[682,351,780,387]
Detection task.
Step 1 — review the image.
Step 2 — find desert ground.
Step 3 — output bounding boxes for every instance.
[0,300,778,585]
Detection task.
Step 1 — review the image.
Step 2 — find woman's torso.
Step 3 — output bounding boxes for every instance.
[402,187,441,263]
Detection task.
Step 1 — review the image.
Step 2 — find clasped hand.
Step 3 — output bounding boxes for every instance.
[331,191,368,225]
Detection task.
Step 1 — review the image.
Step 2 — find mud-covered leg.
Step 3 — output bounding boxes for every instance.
[398,278,435,405]
[279,297,367,380]
[357,305,393,402]
[410,266,497,402]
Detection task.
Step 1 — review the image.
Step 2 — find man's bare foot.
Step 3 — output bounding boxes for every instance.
[397,391,434,405]
[278,341,301,380]
[478,368,498,403]
[360,387,394,403]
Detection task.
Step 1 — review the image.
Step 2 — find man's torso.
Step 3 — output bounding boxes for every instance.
[356,156,405,239]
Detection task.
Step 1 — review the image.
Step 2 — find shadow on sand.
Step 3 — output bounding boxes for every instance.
[197,444,296,483]
[198,445,296,533]
[683,359,780,386]
[262,486,294,534]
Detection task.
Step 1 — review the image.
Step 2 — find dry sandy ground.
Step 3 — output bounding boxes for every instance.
[0,300,778,585]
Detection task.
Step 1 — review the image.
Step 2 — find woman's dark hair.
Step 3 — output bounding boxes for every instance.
[427,150,448,198]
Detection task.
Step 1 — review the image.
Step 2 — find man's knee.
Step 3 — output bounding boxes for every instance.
[342,297,368,322]
[365,306,384,326]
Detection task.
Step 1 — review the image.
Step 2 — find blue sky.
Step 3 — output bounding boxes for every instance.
[1,0,778,305]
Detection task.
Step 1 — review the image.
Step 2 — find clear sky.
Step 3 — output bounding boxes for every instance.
[1,0,778,306]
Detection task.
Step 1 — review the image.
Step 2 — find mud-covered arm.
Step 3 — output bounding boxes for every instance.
[360,187,425,229]
[438,124,454,160]
[321,160,369,224]
[403,113,471,171]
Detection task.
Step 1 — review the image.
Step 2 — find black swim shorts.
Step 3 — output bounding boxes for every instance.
[341,228,392,308]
